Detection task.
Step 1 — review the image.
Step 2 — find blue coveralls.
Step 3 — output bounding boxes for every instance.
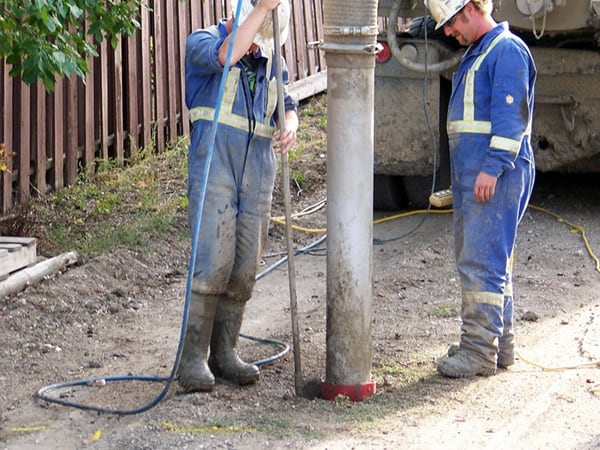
[447,22,537,364]
[185,21,298,302]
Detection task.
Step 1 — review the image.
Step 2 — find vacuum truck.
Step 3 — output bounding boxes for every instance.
[374,0,600,209]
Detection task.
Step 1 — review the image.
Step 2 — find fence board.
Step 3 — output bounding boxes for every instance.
[0,0,326,215]
[179,2,191,136]
[2,66,14,212]
[18,83,30,202]
[166,4,179,141]
[113,40,125,163]
[52,81,65,192]
[291,0,307,81]
[140,6,153,150]
[154,0,167,152]
[126,32,140,156]
[82,26,96,177]
[35,83,47,192]
[66,77,78,184]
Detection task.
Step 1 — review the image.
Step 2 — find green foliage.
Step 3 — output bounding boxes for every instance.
[0,0,143,91]
[428,304,457,318]
[373,355,435,386]
[291,170,305,187]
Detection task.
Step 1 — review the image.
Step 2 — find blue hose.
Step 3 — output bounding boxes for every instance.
[35,3,297,415]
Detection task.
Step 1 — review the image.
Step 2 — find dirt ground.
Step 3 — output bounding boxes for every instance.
[2,97,600,449]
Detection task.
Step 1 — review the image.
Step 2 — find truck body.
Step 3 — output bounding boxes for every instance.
[374,0,600,208]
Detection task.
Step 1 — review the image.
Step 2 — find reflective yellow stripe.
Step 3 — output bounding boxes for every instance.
[447,120,491,134]
[490,135,520,153]
[505,253,514,297]
[463,290,504,307]
[189,66,275,139]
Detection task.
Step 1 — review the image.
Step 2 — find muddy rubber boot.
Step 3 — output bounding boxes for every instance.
[447,342,460,357]
[448,297,514,368]
[208,298,259,385]
[498,295,515,368]
[177,292,218,393]
[437,298,500,378]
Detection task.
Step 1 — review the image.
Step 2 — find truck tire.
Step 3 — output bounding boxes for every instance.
[374,174,408,211]
[402,175,437,208]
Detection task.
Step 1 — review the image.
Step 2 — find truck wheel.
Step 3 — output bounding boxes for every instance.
[374,174,408,211]
[402,175,437,209]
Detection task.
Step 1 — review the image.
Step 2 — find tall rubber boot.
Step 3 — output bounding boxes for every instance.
[209,298,259,385]
[438,296,500,378]
[177,292,218,393]
[498,295,515,368]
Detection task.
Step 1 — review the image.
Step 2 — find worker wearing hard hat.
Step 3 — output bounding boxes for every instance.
[180,0,298,393]
[424,0,536,377]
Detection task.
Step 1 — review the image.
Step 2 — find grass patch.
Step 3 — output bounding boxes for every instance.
[428,305,457,318]
[291,94,327,162]
[373,354,435,386]
[16,140,189,257]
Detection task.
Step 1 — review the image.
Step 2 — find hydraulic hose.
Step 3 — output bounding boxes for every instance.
[386,0,462,73]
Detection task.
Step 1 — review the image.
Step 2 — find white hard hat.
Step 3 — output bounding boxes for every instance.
[231,0,291,52]
[424,0,470,29]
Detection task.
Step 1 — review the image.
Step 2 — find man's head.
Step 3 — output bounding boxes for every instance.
[230,0,291,52]
[424,0,495,45]
[424,0,493,29]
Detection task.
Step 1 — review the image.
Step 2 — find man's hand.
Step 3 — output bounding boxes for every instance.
[274,109,298,155]
[474,171,497,202]
[255,0,282,14]
[273,128,297,155]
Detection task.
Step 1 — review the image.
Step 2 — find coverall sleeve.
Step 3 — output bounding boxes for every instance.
[481,41,534,178]
[275,55,299,125]
[186,28,228,76]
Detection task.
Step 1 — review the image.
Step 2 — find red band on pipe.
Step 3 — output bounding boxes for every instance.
[321,380,376,402]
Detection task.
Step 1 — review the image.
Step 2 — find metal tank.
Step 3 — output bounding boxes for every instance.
[374,0,600,209]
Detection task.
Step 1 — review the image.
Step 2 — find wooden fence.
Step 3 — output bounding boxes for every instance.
[0,0,326,215]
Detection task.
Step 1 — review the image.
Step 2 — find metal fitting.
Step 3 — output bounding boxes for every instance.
[317,41,383,55]
[322,25,379,37]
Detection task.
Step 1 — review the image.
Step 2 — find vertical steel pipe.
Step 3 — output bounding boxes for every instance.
[321,0,379,401]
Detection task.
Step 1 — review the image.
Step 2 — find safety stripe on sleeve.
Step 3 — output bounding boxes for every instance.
[490,135,521,153]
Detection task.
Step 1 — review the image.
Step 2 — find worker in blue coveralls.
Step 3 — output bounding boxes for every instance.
[179,0,298,392]
[424,0,536,377]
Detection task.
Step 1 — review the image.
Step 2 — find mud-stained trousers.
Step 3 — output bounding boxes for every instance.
[451,146,534,369]
[178,126,277,392]
[187,125,276,300]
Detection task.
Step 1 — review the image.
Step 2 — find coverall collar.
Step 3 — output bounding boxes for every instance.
[465,21,509,58]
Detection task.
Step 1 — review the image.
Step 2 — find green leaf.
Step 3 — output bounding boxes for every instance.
[0,0,143,90]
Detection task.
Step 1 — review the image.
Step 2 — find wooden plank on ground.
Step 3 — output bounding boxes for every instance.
[289,70,327,101]
[0,237,37,280]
